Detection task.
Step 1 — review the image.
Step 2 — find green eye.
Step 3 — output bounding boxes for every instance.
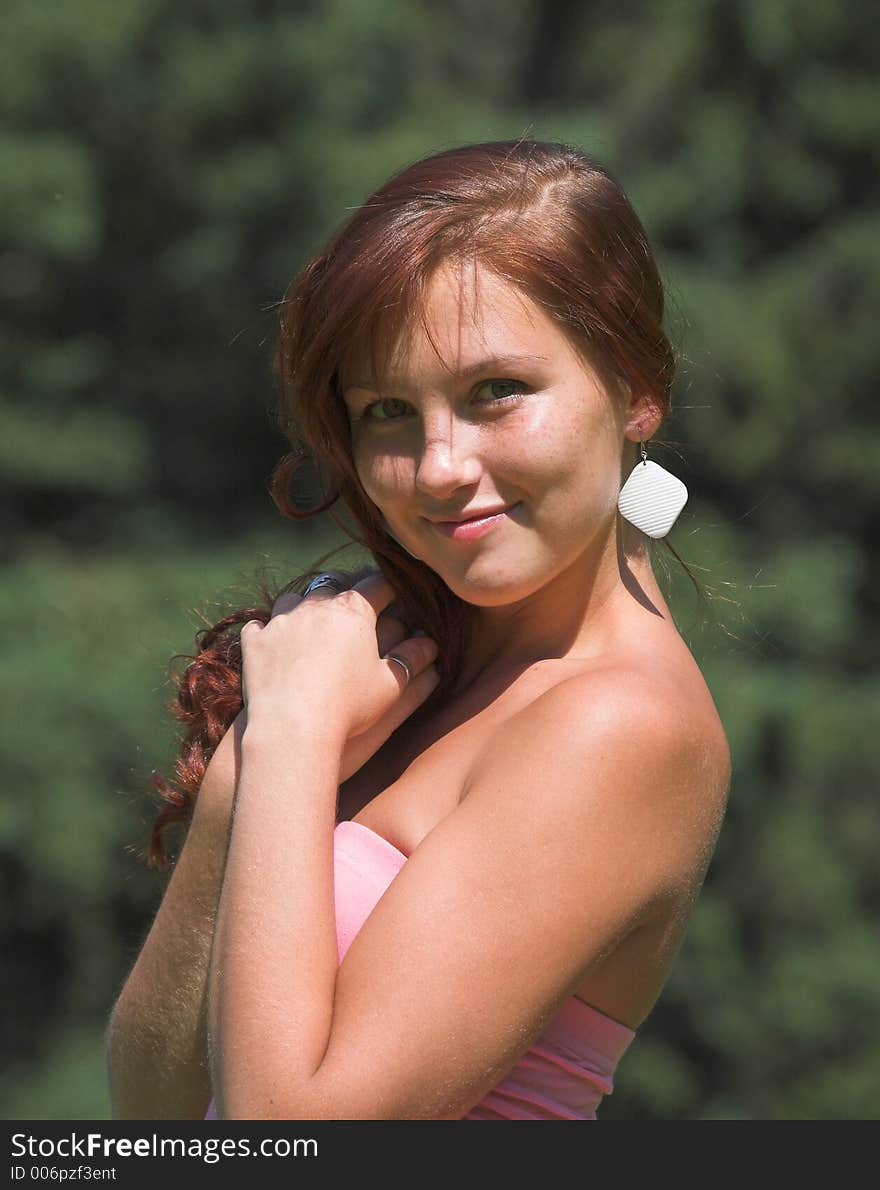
[363,397,409,421]
[474,379,529,403]
[360,379,530,423]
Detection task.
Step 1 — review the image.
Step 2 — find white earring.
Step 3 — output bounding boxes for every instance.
[617,432,688,539]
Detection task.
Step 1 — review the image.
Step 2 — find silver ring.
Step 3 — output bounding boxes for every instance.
[303,573,345,596]
[384,652,412,684]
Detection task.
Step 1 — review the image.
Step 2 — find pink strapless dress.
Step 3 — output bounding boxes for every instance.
[206,818,636,1120]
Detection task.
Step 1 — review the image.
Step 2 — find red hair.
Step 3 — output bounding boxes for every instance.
[148,138,696,868]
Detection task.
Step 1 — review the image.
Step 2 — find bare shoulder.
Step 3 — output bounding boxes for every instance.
[483,655,730,797]
[585,655,728,804]
[464,657,731,909]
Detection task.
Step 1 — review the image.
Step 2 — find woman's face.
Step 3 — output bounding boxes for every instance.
[340,258,633,608]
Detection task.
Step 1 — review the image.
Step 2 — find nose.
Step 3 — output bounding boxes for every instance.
[414,411,482,499]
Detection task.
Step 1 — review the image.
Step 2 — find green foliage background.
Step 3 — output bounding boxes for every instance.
[2,0,877,1119]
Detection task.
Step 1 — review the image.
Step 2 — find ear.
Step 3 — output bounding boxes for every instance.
[623,390,663,445]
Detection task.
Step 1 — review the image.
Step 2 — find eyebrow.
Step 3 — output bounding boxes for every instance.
[344,353,550,393]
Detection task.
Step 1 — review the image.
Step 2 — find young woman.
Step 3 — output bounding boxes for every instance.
[106,139,731,1120]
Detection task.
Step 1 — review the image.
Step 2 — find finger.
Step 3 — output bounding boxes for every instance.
[342,663,438,777]
[388,662,441,722]
[301,571,348,600]
[378,599,406,622]
[271,591,303,618]
[376,614,408,657]
[349,569,399,617]
[382,635,440,692]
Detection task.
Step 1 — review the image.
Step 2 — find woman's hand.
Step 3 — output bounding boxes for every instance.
[335,605,436,783]
[239,570,440,754]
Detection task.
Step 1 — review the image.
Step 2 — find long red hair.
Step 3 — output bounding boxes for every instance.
[148,138,695,868]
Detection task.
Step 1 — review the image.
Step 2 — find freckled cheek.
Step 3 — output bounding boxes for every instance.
[505,405,584,479]
[355,449,411,507]
[510,407,616,525]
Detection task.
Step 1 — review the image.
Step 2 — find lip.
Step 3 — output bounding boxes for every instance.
[426,503,519,542]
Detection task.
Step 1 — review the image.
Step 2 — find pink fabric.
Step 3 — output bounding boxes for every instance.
[205,818,635,1120]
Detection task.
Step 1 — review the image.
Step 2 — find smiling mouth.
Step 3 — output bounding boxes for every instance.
[429,504,517,525]
[427,503,520,541]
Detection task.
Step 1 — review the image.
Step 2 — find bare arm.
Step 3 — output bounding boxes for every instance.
[105,595,428,1119]
[105,711,244,1120]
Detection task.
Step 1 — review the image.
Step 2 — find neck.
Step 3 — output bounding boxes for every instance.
[451,516,669,696]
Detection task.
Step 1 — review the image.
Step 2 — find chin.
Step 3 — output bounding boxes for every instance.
[437,562,545,608]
